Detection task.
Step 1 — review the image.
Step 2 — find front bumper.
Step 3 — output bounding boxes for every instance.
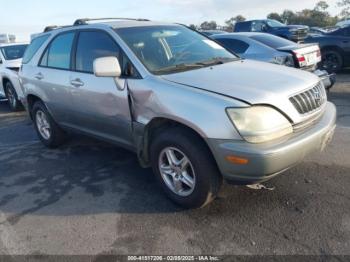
[207,102,337,184]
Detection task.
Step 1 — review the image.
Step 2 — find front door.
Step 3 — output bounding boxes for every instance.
[69,30,133,148]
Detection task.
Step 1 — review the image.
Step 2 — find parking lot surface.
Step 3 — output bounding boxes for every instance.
[0,72,349,256]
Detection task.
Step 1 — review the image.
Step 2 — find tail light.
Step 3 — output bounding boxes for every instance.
[293,51,306,67]
[296,54,306,62]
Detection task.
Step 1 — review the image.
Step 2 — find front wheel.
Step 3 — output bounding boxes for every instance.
[150,127,222,208]
[5,81,22,111]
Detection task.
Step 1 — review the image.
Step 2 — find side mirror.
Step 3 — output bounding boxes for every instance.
[93,56,121,78]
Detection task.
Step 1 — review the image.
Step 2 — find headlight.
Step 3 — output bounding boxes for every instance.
[227,106,293,143]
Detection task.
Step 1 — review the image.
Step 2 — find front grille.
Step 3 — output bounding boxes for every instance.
[292,29,308,40]
[289,82,327,115]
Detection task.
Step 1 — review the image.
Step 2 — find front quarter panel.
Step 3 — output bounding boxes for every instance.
[128,75,247,140]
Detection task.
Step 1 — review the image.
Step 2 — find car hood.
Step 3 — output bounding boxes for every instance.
[161,59,320,123]
[273,25,308,31]
[287,25,309,30]
[3,58,22,68]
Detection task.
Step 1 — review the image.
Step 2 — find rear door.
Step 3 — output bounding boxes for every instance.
[69,30,133,147]
[34,32,76,125]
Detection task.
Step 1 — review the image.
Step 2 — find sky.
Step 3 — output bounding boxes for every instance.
[0,0,341,41]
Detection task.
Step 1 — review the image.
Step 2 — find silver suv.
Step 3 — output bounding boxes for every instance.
[20,18,337,208]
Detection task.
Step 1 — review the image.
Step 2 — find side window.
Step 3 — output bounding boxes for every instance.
[251,21,264,32]
[216,38,249,55]
[75,31,119,73]
[22,34,50,64]
[40,32,75,69]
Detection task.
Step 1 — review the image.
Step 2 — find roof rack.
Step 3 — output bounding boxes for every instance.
[43,25,71,32]
[73,18,150,26]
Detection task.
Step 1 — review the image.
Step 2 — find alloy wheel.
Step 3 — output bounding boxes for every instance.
[158,147,196,197]
[36,110,51,140]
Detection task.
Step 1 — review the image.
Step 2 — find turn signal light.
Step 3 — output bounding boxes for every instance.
[226,156,249,165]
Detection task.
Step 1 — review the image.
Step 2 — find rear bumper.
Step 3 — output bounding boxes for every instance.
[314,69,336,90]
[207,102,337,184]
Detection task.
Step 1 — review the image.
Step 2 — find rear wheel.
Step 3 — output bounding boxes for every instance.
[5,81,22,111]
[321,50,343,73]
[150,127,222,208]
[32,101,66,148]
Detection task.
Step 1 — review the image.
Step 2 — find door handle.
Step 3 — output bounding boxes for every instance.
[34,73,44,80]
[70,78,84,88]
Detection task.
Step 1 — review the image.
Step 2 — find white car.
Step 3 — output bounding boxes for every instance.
[0,42,28,111]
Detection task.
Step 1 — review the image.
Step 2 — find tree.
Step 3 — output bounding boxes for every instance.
[267,2,338,27]
[338,0,350,18]
[200,21,217,30]
[189,24,197,30]
[267,13,283,22]
[224,15,246,31]
[314,1,329,11]
[225,15,246,27]
[281,10,296,24]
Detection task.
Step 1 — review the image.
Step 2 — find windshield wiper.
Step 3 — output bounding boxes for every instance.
[154,63,205,74]
[195,57,238,67]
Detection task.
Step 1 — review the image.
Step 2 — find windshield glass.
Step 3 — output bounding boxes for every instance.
[0,44,28,60]
[116,25,238,75]
[251,34,294,49]
[266,20,285,28]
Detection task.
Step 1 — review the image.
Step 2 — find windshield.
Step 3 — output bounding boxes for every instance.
[116,25,238,75]
[251,34,295,49]
[0,44,28,60]
[266,20,285,28]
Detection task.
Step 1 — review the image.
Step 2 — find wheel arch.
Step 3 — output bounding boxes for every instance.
[26,94,44,119]
[2,77,11,91]
[321,45,344,55]
[135,117,218,169]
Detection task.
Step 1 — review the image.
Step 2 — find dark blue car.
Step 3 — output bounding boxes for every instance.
[305,26,350,72]
[234,19,309,42]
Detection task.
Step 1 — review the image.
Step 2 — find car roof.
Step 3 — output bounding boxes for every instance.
[106,20,175,29]
[33,19,180,39]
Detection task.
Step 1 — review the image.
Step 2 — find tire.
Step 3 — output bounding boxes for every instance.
[150,127,222,208]
[32,101,66,148]
[5,81,22,111]
[321,50,343,73]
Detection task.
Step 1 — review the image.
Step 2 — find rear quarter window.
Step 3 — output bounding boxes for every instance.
[215,38,249,55]
[22,34,50,64]
[251,34,295,49]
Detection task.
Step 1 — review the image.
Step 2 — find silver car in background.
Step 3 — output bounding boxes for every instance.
[20,19,336,208]
[212,33,335,89]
